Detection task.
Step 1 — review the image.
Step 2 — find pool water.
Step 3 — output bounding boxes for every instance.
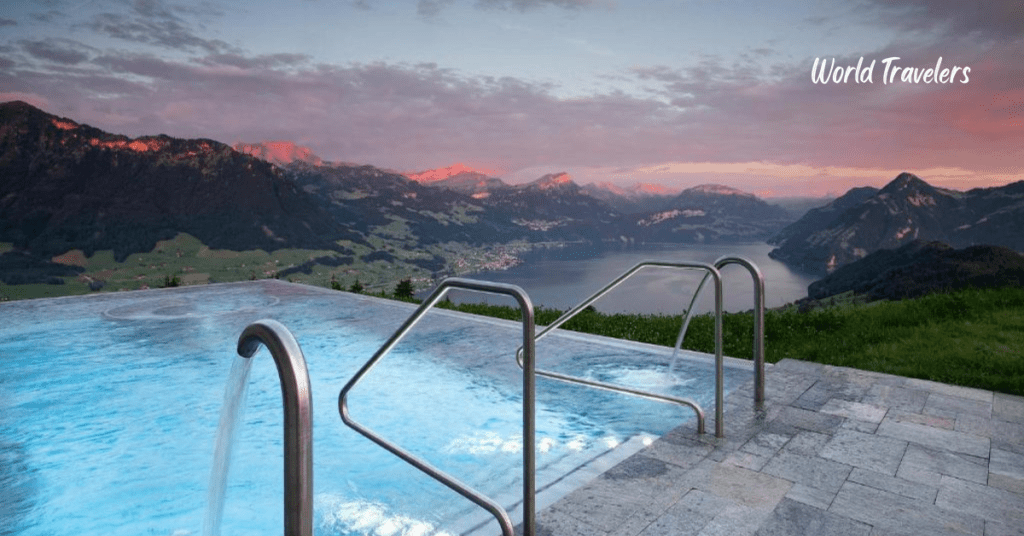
[0,280,752,536]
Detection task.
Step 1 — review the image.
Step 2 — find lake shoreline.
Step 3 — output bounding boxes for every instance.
[435,241,820,315]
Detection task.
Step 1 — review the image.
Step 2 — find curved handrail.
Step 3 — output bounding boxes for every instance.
[515,261,723,437]
[674,256,766,406]
[339,277,536,536]
[236,319,314,536]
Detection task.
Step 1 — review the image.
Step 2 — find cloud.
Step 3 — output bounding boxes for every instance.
[864,0,1024,40]
[21,39,94,65]
[82,0,237,54]
[3,1,1019,193]
[30,10,65,23]
[198,53,312,70]
[475,0,607,10]
[0,18,17,27]
[416,0,607,16]
[417,0,455,17]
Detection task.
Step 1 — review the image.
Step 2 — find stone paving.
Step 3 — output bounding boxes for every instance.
[534,359,1024,536]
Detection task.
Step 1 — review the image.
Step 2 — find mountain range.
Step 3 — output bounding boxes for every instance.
[4,101,1022,298]
[769,172,1024,274]
[0,101,350,261]
[0,102,797,282]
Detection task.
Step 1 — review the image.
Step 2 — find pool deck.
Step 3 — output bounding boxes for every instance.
[534,358,1024,536]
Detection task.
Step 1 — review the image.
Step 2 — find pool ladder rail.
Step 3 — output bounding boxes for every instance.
[236,319,314,536]
[513,255,766,438]
[339,278,538,536]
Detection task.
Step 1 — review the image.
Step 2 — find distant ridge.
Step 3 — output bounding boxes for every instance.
[807,240,1024,301]
[769,172,1024,273]
[630,184,793,243]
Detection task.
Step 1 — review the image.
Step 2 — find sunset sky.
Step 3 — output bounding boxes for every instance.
[1,0,1021,197]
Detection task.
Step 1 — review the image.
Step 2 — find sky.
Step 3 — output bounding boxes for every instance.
[1,0,1022,197]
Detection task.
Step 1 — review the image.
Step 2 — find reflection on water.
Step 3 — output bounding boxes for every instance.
[442,242,818,314]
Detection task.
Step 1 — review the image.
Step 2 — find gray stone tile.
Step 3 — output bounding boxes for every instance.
[819,369,886,400]
[993,393,1024,424]
[783,431,832,457]
[896,444,989,485]
[830,481,984,536]
[777,406,845,434]
[700,463,793,510]
[984,520,1024,536]
[921,405,960,421]
[887,408,956,430]
[546,483,650,534]
[551,458,690,534]
[956,417,1024,453]
[696,503,773,536]
[821,399,889,423]
[535,510,610,536]
[607,507,673,536]
[989,448,1024,495]
[792,395,828,411]
[636,489,720,536]
[877,419,991,458]
[936,475,1024,528]
[903,378,993,403]
[926,393,993,419]
[840,419,880,434]
[989,473,1024,496]
[674,487,736,517]
[763,374,820,406]
[762,451,852,495]
[723,450,772,472]
[863,384,929,413]
[754,498,871,536]
[643,433,716,470]
[785,483,836,510]
[808,378,871,404]
[820,429,908,475]
[846,467,938,502]
[601,454,672,481]
[773,359,826,376]
[740,432,791,458]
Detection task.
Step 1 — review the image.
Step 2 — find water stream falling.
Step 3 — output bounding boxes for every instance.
[203,355,255,536]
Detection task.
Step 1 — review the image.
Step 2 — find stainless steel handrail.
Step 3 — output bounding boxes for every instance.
[515,261,724,437]
[237,319,314,536]
[339,277,536,536]
[673,256,766,406]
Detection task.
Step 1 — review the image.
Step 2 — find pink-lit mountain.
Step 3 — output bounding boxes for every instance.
[234,140,324,166]
[525,172,575,190]
[581,181,681,214]
[0,102,808,277]
[404,163,497,183]
[0,101,351,260]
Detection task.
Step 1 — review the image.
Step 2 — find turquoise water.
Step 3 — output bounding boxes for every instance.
[0,281,752,536]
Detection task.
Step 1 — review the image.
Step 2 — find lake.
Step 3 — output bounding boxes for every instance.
[442,242,819,314]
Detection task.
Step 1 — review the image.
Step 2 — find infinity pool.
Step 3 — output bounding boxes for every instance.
[0,280,752,536]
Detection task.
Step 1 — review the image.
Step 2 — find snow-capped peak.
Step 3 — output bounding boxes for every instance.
[529,172,575,190]
[234,141,323,166]
[405,163,496,183]
[685,184,754,197]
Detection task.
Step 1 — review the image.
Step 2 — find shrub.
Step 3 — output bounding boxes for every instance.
[393,278,414,299]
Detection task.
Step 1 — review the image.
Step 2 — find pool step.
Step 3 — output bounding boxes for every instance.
[450,433,657,536]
